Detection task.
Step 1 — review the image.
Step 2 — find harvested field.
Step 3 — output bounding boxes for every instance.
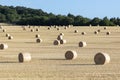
[0,26,120,80]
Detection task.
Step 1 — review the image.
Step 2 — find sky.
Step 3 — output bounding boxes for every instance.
[0,0,120,19]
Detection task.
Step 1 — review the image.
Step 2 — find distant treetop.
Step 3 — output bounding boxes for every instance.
[0,5,119,26]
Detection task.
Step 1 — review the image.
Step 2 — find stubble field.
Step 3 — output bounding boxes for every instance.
[0,25,120,80]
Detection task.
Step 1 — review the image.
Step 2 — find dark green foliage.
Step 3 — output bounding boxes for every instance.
[99,17,115,26]
[90,17,101,26]
[0,13,6,22]
[0,5,120,26]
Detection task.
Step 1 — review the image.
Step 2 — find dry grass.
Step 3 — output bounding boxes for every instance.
[0,26,120,79]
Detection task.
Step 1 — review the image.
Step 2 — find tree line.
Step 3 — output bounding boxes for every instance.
[0,5,120,26]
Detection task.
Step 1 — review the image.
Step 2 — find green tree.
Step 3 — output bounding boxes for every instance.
[110,18,117,25]
[99,17,110,26]
[0,13,6,22]
[116,18,120,26]
[74,15,90,26]
[74,15,83,26]
[62,17,74,25]
[1,5,120,26]
[100,17,115,26]
[67,13,75,19]
[90,17,101,26]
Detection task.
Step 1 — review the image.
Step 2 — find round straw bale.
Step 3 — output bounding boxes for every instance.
[18,53,31,63]
[3,29,6,32]
[36,28,39,31]
[0,25,3,29]
[8,36,13,40]
[60,39,66,44]
[65,50,77,60]
[36,38,42,43]
[106,32,111,35]
[6,33,10,37]
[104,27,107,30]
[54,26,58,28]
[97,24,100,27]
[81,32,86,35]
[67,25,71,28]
[35,34,40,38]
[0,43,8,50]
[89,24,92,27]
[94,31,98,34]
[79,41,87,47]
[28,25,31,28]
[57,35,63,40]
[60,33,64,36]
[48,27,51,30]
[57,28,60,30]
[64,27,67,29]
[22,26,26,31]
[117,25,119,27]
[94,52,110,65]
[53,40,60,45]
[74,30,78,33]
[97,29,101,32]
[31,29,34,32]
[23,27,26,31]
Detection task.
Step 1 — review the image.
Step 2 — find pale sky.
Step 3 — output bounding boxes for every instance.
[0,0,120,19]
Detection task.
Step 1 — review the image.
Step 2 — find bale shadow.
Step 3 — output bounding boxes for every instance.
[61,63,95,66]
[0,61,18,63]
[24,42,35,44]
[40,58,65,60]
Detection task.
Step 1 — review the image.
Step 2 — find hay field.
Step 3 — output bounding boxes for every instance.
[0,26,120,80]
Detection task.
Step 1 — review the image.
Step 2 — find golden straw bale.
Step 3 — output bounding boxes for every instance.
[104,27,107,30]
[74,30,78,33]
[18,53,31,63]
[97,29,101,32]
[106,32,111,35]
[79,41,87,47]
[0,43,8,50]
[48,27,51,30]
[31,29,34,32]
[36,28,39,31]
[36,38,42,43]
[60,39,66,44]
[94,31,98,34]
[57,28,60,30]
[53,40,60,45]
[57,35,63,40]
[64,27,67,29]
[65,50,77,60]
[6,33,10,37]
[81,32,86,35]
[2,29,6,32]
[35,34,40,38]
[8,36,13,40]
[60,33,64,36]
[94,52,110,65]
